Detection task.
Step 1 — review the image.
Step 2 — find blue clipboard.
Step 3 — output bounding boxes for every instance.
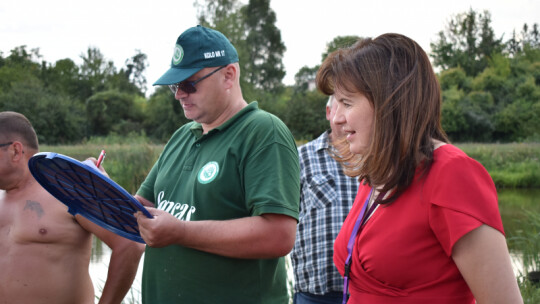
[28,152,152,243]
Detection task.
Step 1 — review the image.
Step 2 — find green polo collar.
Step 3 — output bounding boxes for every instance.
[190,101,259,138]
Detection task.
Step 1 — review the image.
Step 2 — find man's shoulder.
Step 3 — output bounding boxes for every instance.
[244,107,286,128]
[2,182,91,245]
[240,109,296,144]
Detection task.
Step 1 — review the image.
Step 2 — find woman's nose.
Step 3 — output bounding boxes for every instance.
[333,107,345,125]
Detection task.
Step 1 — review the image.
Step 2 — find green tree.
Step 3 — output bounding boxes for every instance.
[506,29,522,56]
[469,54,514,109]
[0,78,85,144]
[42,58,84,100]
[440,87,468,139]
[521,23,540,49]
[440,74,497,142]
[80,47,116,96]
[85,90,144,137]
[0,46,42,93]
[434,10,540,142]
[106,69,140,96]
[430,9,504,76]
[505,23,539,56]
[494,75,540,141]
[143,87,190,142]
[284,90,328,140]
[257,86,291,119]
[460,91,496,141]
[285,35,360,139]
[195,0,240,27]
[196,0,286,96]
[294,35,361,94]
[241,0,286,92]
[1,45,152,143]
[320,35,361,61]
[438,67,472,91]
[124,50,149,95]
[197,0,253,101]
[294,65,319,93]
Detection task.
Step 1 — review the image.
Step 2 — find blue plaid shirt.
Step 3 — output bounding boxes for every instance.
[291,131,359,295]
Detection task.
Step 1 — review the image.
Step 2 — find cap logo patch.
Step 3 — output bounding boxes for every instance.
[172,44,184,65]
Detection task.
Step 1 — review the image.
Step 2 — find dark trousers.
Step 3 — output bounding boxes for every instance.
[293,292,343,304]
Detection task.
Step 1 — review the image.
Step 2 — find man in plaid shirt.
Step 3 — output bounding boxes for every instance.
[291,96,359,304]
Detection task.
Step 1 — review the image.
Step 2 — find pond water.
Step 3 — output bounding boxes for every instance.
[89,188,540,303]
[89,242,143,304]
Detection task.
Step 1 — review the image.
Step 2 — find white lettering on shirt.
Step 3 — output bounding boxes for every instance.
[156,191,196,221]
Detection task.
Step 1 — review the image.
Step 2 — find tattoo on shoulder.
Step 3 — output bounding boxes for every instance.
[24,200,44,218]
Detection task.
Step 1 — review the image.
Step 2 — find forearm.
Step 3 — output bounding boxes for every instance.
[97,243,144,304]
[180,214,296,259]
[140,211,297,259]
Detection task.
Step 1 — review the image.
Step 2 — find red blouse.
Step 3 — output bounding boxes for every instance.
[333,144,504,303]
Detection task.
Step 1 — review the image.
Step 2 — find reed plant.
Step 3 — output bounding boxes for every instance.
[41,134,163,195]
[42,140,539,191]
[518,278,540,304]
[509,209,540,271]
[498,189,540,243]
[458,142,540,188]
[508,209,540,302]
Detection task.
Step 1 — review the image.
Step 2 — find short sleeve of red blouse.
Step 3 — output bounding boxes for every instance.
[426,145,504,256]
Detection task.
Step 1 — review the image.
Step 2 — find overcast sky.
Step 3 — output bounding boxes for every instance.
[1,0,538,95]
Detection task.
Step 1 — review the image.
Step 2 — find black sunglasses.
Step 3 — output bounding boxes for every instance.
[0,142,13,148]
[169,65,227,95]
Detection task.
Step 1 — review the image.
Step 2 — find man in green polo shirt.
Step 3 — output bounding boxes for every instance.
[134,25,300,304]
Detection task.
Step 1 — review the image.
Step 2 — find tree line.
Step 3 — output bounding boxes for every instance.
[0,3,538,145]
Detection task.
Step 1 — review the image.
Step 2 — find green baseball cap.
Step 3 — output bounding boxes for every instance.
[153,25,239,86]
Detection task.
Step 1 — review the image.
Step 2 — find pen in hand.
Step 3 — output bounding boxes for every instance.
[96,149,106,167]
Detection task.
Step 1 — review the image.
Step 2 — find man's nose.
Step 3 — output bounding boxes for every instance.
[175,88,189,99]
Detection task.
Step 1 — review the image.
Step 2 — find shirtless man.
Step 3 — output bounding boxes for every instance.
[0,111,145,304]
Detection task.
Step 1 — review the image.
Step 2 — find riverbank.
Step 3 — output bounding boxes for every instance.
[459,142,540,188]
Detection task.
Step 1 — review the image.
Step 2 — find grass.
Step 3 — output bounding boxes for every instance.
[499,189,540,242]
[457,142,540,188]
[507,208,540,303]
[41,142,162,195]
[42,140,539,190]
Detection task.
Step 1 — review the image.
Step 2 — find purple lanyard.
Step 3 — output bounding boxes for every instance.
[342,188,379,304]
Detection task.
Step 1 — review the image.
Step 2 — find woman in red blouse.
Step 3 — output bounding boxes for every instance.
[316,33,523,303]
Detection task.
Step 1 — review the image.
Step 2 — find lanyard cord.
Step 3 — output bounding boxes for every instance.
[342,188,382,304]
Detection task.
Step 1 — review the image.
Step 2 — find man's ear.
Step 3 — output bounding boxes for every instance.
[326,106,331,121]
[223,64,237,89]
[10,141,25,162]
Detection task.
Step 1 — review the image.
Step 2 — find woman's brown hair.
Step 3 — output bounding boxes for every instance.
[316,33,449,204]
